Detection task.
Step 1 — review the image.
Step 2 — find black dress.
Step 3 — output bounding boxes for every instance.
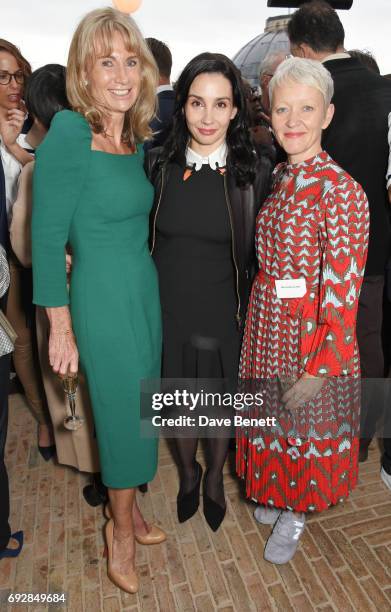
[153,162,240,381]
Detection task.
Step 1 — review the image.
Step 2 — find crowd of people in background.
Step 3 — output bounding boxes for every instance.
[0,0,391,597]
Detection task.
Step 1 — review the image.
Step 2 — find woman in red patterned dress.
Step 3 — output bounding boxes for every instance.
[236,58,369,564]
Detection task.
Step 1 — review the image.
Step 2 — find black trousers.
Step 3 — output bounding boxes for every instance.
[357,275,391,471]
[382,379,391,476]
[0,352,11,552]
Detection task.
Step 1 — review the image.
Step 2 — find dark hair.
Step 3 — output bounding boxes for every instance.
[349,49,380,75]
[145,37,172,79]
[288,0,345,53]
[161,52,256,187]
[0,39,31,78]
[24,64,70,130]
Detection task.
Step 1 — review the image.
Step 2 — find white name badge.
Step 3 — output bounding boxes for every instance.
[275,278,307,299]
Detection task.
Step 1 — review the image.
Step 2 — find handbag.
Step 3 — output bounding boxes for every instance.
[0,310,17,344]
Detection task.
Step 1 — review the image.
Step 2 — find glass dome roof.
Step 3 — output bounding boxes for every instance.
[233,22,290,87]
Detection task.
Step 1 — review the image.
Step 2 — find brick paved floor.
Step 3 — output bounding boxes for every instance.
[1,393,391,611]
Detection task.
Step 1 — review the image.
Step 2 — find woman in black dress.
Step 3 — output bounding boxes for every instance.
[147,53,271,530]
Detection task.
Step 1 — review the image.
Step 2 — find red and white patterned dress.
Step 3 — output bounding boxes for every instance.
[236,151,369,512]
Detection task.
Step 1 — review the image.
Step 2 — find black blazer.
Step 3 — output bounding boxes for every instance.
[322,57,391,276]
[145,90,175,151]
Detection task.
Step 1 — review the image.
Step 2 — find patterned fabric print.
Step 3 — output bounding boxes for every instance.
[0,244,13,357]
[236,151,369,512]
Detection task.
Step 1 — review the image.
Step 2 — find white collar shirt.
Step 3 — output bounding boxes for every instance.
[321,52,351,63]
[157,84,174,94]
[0,132,30,224]
[185,142,228,172]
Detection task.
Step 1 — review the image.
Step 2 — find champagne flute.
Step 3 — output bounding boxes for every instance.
[59,371,84,431]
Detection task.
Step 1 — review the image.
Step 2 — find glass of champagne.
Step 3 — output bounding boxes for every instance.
[59,370,84,431]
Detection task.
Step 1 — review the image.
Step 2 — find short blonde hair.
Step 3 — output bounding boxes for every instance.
[67,7,158,145]
[269,57,334,108]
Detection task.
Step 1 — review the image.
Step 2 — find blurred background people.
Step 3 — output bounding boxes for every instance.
[288,0,391,488]
[259,52,287,119]
[9,64,100,476]
[0,244,23,560]
[237,57,369,564]
[32,8,166,594]
[145,37,174,150]
[250,52,286,165]
[349,49,381,74]
[0,39,54,459]
[147,52,271,531]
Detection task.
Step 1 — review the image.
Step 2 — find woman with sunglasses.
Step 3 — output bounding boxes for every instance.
[0,39,55,458]
[0,40,32,174]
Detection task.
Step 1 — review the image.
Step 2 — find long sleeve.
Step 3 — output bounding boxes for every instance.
[10,161,34,267]
[32,111,90,306]
[304,178,369,377]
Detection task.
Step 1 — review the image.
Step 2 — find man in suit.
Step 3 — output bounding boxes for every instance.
[288,0,391,489]
[145,38,175,151]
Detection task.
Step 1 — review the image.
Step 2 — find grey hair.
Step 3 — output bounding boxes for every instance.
[269,57,334,107]
[259,52,287,77]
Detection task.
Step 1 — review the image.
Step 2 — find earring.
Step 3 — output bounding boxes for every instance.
[84,80,89,87]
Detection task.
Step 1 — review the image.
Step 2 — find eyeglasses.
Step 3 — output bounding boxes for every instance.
[0,70,24,86]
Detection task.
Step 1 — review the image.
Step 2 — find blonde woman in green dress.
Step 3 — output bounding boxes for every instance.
[32,8,166,594]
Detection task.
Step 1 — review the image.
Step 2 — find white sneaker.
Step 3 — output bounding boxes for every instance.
[381,467,391,491]
[264,510,305,564]
[254,505,281,525]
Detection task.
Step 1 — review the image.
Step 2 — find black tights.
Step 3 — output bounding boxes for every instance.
[175,436,229,507]
[168,339,237,509]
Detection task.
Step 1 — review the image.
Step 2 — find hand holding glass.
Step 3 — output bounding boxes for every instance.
[59,371,84,431]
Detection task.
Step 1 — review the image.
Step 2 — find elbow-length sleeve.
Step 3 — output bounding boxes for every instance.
[32,110,90,307]
[304,178,369,377]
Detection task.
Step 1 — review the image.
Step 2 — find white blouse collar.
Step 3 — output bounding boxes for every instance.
[185,142,228,171]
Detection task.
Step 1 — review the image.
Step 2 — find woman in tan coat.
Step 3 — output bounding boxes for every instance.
[10,64,99,474]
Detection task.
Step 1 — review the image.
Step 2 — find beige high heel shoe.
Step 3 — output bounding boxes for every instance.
[104,504,167,545]
[105,519,138,594]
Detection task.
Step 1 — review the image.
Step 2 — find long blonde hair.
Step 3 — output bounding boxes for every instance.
[66,7,158,145]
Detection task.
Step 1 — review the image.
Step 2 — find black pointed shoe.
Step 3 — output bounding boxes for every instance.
[38,444,56,461]
[83,473,108,507]
[203,471,226,532]
[177,462,203,523]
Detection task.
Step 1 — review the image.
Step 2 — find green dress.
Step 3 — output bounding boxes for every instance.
[32,110,162,488]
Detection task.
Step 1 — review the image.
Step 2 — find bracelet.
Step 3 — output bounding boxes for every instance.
[52,329,73,336]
